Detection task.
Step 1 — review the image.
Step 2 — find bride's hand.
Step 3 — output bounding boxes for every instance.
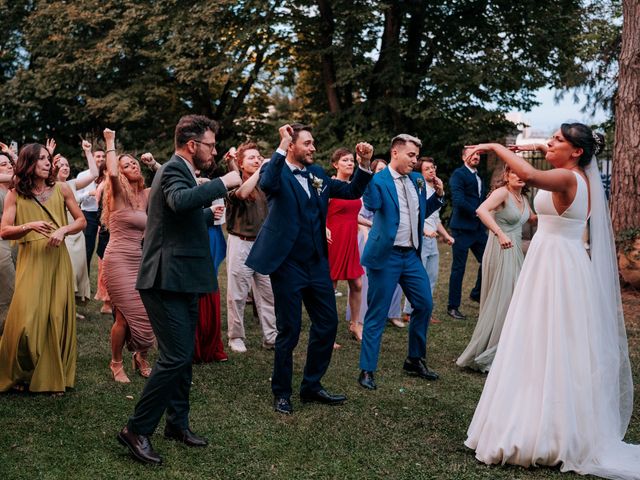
[464,143,494,161]
[507,143,548,154]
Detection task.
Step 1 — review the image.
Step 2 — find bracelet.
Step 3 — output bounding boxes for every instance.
[105,149,116,154]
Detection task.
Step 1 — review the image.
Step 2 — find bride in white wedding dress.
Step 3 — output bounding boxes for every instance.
[463,123,639,480]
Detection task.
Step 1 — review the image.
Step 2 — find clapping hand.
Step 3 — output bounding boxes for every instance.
[355,142,374,170]
[45,138,56,156]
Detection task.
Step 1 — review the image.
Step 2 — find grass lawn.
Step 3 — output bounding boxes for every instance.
[1,244,639,479]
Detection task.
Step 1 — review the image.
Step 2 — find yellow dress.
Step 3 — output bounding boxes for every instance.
[0,183,77,392]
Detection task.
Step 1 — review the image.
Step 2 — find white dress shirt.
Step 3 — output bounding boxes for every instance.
[389,166,419,248]
[424,183,441,233]
[76,170,98,211]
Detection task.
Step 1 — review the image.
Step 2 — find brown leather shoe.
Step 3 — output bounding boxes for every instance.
[163,424,208,447]
[117,426,162,465]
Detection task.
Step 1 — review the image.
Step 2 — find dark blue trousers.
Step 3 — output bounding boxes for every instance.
[82,210,99,274]
[269,256,338,399]
[447,228,487,309]
[128,289,198,435]
[360,248,433,372]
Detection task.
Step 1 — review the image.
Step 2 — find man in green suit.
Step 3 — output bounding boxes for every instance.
[117,115,241,465]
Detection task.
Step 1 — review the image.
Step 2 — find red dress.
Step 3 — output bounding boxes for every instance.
[327,198,365,281]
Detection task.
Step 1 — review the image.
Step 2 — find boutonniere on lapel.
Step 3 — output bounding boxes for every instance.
[309,173,324,195]
[416,178,425,194]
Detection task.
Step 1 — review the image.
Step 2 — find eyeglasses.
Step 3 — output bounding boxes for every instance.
[193,140,216,152]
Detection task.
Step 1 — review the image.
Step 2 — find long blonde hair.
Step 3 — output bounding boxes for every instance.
[101,154,145,228]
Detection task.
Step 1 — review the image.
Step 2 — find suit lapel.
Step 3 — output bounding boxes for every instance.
[284,166,309,213]
[381,169,399,209]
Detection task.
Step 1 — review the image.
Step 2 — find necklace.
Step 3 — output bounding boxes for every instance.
[506,186,523,203]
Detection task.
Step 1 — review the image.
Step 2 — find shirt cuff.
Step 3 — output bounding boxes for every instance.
[276,148,287,157]
[358,164,372,174]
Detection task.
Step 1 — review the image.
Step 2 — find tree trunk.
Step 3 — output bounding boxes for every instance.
[317,0,341,113]
[368,0,402,100]
[612,0,640,235]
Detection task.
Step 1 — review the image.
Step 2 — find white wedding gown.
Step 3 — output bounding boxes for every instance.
[465,171,640,479]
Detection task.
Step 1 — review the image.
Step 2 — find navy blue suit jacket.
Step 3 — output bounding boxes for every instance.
[448,165,487,231]
[360,168,443,269]
[246,151,372,275]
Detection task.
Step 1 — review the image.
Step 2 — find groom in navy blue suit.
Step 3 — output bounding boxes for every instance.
[358,134,444,390]
[246,124,373,414]
[446,148,487,320]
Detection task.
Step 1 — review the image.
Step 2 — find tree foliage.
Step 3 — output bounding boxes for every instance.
[0,0,619,173]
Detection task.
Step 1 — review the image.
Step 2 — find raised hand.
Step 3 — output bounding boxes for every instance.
[140,152,156,167]
[279,124,293,142]
[355,142,373,169]
[507,143,547,154]
[277,124,294,152]
[45,138,57,156]
[81,139,93,152]
[223,147,239,172]
[103,128,116,144]
[220,170,242,189]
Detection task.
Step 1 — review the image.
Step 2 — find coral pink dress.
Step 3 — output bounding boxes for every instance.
[103,209,154,353]
[327,198,364,281]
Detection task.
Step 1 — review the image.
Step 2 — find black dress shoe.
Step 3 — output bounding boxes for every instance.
[300,389,347,405]
[163,424,208,447]
[447,308,466,320]
[469,293,481,303]
[117,426,163,465]
[403,358,440,381]
[273,396,293,415]
[358,370,377,390]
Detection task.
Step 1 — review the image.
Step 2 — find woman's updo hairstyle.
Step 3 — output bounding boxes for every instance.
[560,122,605,167]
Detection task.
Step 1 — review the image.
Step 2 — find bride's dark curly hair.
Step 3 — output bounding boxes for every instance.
[12,143,56,197]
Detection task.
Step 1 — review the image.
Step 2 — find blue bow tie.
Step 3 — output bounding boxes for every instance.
[292,168,309,178]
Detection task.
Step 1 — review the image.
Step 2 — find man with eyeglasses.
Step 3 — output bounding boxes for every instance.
[117,115,241,465]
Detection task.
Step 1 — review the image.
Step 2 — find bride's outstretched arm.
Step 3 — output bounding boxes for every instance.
[465,143,575,193]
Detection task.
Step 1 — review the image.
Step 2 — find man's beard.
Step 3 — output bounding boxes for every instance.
[194,151,214,171]
[296,151,313,166]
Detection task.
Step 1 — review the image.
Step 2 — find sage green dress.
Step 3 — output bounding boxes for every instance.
[456,193,530,372]
[0,183,77,392]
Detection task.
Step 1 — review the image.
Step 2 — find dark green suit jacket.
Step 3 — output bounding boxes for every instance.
[136,154,227,293]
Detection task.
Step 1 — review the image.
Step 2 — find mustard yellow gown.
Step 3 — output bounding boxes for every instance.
[0,183,77,392]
